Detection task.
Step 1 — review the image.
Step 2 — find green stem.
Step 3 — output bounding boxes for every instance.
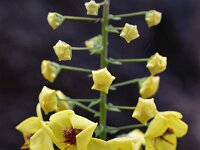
[68,99,97,102]
[75,102,99,115]
[60,65,92,73]
[111,78,142,89]
[108,58,148,63]
[99,0,110,140]
[114,105,135,110]
[111,123,147,131]
[72,47,88,51]
[114,11,147,18]
[64,16,100,22]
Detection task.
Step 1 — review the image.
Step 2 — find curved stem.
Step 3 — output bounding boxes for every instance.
[64,16,100,22]
[111,78,142,89]
[114,11,147,18]
[75,102,99,115]
[110,123,147,131]
[99,0,110,140]
[108,58,148,63]
[60,65,92,73]
[114,105,135,110]
[36,103,43,121]
[72,47,88,51]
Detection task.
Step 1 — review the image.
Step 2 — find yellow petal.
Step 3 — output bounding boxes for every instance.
[30,128,54,150]
[71,114,97,130]
[139,76,160,98]
[39,86,58,115]
[120,23,139,43]
[107,137,134,150]
[47,12,64,30]
[76,124,97,150]
[87,138,108,150]
[53,40,72,61]
[145,10,162,27]
[127,129,145,149]
[92,68,115,93]
[145,113,169,138]
[16,117,42,135]
[132,97,158,125]
[155,133,177,150]
[85,0,100,16]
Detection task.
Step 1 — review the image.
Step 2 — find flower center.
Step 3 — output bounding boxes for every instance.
[63,128,82,145]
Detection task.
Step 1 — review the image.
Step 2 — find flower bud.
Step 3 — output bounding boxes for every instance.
[85,35,102,54]
[139,76,160,98]
[132,97,158,125]
[41,60,61,83]
[47,12,64,30]
[56,90,71,112]
[39,86,58,115]
[53,40,72,61]
[145,10,162,27]
[85,0,100,16]
[146,53,167,75]
[120,23,139,43]
[92,68,115,94]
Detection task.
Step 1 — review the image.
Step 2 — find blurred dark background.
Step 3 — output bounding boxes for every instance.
[0,0,200,149]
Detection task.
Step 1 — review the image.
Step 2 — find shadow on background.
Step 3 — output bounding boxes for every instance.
[0,0,200,149]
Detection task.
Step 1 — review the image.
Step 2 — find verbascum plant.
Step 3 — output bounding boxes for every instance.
[16,0,188,150]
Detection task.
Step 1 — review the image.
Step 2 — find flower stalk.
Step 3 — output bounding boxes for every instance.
[114,11,147,18]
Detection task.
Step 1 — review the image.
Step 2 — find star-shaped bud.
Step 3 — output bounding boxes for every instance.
[47,12,64,30]
[41,60,61,83]
[92,68,115,94]
[132,97,158,125]
[85,0,100,16]
[139,76,160,98]
[145,10,162,27]
[39,86,58,115]
[120,23,139,43]
[146,53,167,75]
[53,40,72,61]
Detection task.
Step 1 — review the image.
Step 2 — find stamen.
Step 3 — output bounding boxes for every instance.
[63,128,82,145]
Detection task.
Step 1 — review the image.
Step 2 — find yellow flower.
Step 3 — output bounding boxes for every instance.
[41,60,60,83]
[139,76,160,98]
[120,23,139,43]
[146,53,167,75]
[132,97,158,125]
[85,0,100,16]
[126,129,145,150]
[88,137,135,150]
[47,12,64,30]
[42,110,97,150]
[145,10,162,27]
[53,40,72,61]
[92,68,115,94]
[56,90,71,112]
[16,117,53,150]
[145,111,188,150]
[107,137,135,150]
[39,86,58,115]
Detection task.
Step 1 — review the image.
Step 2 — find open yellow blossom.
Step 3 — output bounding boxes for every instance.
[120,23,139,43]
[146,53,167,75]
[39,86,58,115]
[132,97,158,125]
[127,129,145,150]
[88,137,135,150]
[85,0,100,16]
[139,76,160,98]
[47,12,64,30]
[145,111,188,150]
[16,117,53,150]
[107,137,135,150]
[41,60,61,83]
[53,40,72,61]
[145,10,162,27]
[92,68,115,93]
[43,110,97,150]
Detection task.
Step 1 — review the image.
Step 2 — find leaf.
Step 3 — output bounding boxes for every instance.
[109,14,122,21]
[88,100,99,108]
[95,125,104,137]
[106,103,121,112]
[106,25,119,33]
